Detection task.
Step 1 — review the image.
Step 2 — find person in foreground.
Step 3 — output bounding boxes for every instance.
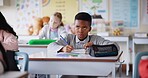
[0,12,18,51]
[39,12,67,40]
[47,12,120,78]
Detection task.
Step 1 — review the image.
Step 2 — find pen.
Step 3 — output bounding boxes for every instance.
[60,35,68,45]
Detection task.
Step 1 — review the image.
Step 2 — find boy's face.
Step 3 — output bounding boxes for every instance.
[74,20,91,40]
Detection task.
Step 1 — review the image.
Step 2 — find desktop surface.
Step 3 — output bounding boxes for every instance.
[29,51,123,62]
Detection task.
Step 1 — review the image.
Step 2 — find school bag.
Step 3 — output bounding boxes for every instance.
[89,44,118,57]
[0,43,19,72]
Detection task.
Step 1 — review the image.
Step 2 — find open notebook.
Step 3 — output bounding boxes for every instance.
[56,49,87,57]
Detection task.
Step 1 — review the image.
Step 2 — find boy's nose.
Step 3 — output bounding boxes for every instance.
[78,28,83,32]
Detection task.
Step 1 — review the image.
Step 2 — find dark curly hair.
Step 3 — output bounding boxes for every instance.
[75,12,92,26]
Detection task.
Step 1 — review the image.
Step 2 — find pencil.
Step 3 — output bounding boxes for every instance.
[60,35,68,45]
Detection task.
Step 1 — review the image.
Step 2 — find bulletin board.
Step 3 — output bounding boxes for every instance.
[79,0,109,21]
[79,0,109,34]
[110,0,139,28]
[79,0,140,29]
[15,0,41,35]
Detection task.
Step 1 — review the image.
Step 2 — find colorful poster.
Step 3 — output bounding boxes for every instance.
[110,0,139,28]
[79,0,108,21]
[79,0,109,34]
[15,0,41,35]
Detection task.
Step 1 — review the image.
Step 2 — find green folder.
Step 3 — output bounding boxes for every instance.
[28,39,56,45]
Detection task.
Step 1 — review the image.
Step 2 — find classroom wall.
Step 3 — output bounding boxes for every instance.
[0,0,148,36]
[0,0,16,28]
[42,0,78,24]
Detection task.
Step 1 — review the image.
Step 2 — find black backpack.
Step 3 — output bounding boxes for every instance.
[0,43,19,71]
[89,44,118,57]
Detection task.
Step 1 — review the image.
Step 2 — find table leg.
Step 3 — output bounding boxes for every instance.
[126,63,129,76]
[112,64,116,78]
[126,40,130,76]
[132,43,135,77]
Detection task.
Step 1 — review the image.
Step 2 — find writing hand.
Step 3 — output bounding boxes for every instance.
[83,42,93,49]
[62,45,73,53]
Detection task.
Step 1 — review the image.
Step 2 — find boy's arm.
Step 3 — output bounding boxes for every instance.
[47,42,64,53]
[58,26,67,38]
[47,35,69,53]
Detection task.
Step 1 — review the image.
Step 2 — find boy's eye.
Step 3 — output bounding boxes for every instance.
[83,27,87,29]
[76,25,79,27]
[75,26,88,30]
[76,26,80,28]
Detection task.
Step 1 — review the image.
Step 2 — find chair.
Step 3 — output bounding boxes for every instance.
[133,52,148,78]
[15,52,29,72]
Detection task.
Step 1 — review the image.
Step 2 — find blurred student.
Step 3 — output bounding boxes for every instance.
[39,12,67,40]
[0,12,18,51]
[47,12,119,78]
[65,23,75,34]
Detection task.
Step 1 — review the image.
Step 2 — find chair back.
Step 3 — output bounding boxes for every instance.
[15,52,29,71]
[133,52,148,78]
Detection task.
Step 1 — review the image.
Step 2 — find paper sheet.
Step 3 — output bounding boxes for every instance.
[71,49,86,53]
[56,49,86,57]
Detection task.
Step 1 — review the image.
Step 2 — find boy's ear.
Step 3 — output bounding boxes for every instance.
[89,27,91,31]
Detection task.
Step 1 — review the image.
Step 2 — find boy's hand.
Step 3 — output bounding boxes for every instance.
[83,42,93,49]
[62,45,73,53]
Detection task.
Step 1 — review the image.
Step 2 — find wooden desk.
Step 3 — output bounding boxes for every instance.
[28,52,122,78]
[0,71,28,78]
[132,37,148,76]
[19,35,130,76]
[103,36,130,76]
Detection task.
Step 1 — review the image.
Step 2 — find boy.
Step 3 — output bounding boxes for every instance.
[47,12,119,78]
